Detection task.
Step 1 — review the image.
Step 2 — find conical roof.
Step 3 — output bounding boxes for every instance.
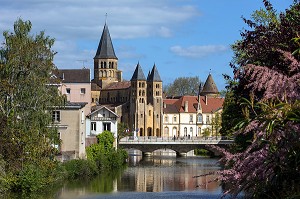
[147,64,162,82]
[200,74,219,96]
[94,23,118,59]
[130,62,146,81]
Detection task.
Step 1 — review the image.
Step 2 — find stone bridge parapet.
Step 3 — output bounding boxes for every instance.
[119,136,233,156]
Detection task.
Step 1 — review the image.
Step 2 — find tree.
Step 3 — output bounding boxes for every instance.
[163,76,201,96]
[214,1,300,198]
[117,122,130,144]
[0,18,63,189]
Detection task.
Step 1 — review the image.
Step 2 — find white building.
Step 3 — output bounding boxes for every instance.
[86,106,119,147]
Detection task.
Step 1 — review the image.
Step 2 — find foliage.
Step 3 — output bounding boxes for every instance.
[86,131,128,171]
[117,122,130,143]
[214,1,300,198]
[0,18,64,193]
[63,159,98,179]
[163,76,201,96]
[201,127,211,138]
[194,148,210,156]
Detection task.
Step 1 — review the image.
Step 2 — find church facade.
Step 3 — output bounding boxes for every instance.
[91,23,224,138]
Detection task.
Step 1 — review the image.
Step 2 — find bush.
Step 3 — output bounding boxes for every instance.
[86,131,128,171]
[63,159,98,179]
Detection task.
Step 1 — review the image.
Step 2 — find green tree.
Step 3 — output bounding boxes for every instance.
[117,122,130,144]
[163,76,201,96]
[0,19,63,191]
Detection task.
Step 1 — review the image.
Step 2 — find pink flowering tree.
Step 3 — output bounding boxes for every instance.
[215,1,300,198]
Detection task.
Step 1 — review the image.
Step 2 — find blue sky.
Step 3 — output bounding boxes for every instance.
[0,0,294,90]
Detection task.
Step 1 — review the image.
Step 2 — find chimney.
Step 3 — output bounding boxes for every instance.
[163,102,166,109]
[205,96,208,105]
[184,101,188,112]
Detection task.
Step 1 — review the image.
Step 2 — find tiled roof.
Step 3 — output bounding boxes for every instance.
[54,69,90,83]
[130,62,146,81]
[91,82,101,91]
[163,95,224,114]
[174,96,198,113]
[102,81,131,90]
[94,23,118,59]
[147,64,162,82]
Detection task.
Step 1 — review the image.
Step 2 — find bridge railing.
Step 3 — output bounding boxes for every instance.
[120,136,233,143]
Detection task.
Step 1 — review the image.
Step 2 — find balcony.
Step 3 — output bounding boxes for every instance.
[91,116,117,121]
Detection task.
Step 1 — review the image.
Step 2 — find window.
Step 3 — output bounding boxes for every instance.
[103,123,111,131]
[173,116,177,122]
[141,114,143,118]
[184,127,187,136]
[190,127,193,134]
[197,114,203,123]
[165,116,168,123]
[66,88,70,94]
[206,115,210,124]
[156,114,159,118]
[149,110,151,116]
[80,88,86,94]
[52,111,60,122]
[189,115,193,122]
[91,122,96,131]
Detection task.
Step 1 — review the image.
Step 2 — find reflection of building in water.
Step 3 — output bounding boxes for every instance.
[119,156,219,192]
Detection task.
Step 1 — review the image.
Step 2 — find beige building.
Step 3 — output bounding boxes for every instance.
[53,102,87,161]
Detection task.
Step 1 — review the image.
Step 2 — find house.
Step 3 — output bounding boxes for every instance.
[86,106,119,148]
[53,102,87,161]
[54,68,92,115]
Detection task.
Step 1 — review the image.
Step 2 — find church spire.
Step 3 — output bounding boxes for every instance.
[94,23,118,59]
[147,63,162,82]
[131,62,146,81]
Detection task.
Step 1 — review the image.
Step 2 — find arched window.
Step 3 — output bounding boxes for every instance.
[197,114,203,123]
[164,127,169,137]
[184,127,187,136]
[190,127,193,134]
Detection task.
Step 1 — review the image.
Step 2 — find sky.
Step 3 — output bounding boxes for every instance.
[0,0,295,91]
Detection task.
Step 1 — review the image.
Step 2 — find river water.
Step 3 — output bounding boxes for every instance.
[56,151,227,199]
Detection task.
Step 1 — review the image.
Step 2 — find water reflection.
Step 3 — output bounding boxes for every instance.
[56,153,221,199]
[118,154,220,193]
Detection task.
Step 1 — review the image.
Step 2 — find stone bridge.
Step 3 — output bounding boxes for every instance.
[119,136,233,157]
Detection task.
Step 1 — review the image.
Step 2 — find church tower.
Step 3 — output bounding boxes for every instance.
[130,63,147,136]
[147,64,163,136]
[94,23,122,88]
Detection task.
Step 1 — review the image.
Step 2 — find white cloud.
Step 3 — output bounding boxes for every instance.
[170,45,229,58]
[0,0,201,69]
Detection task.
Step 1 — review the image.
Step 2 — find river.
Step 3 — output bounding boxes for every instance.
[56,151,228,199]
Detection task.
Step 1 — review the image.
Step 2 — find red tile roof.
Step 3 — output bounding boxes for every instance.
[163,95,224,114]
[102,81,131,90]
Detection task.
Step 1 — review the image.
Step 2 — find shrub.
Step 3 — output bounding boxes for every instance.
[63,159,98,179]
